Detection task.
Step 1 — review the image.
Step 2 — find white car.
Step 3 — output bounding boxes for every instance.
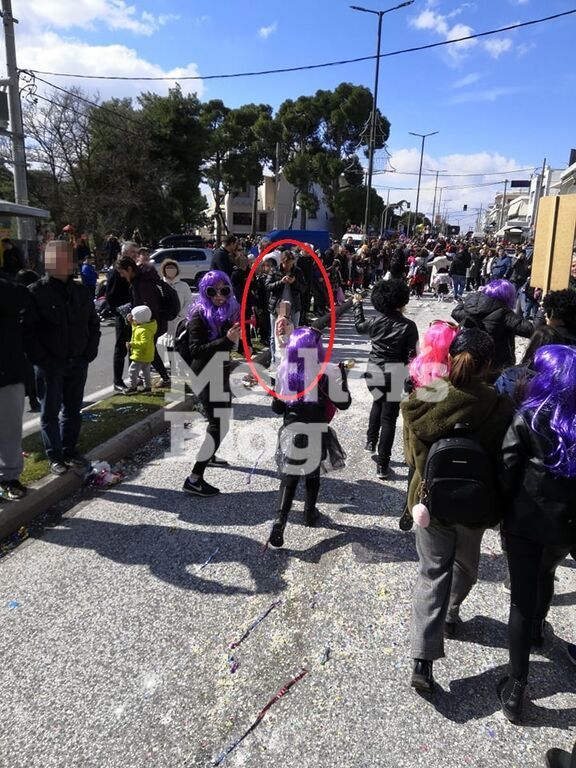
[150,247,212,285]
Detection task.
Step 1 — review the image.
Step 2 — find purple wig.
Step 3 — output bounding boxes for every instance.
[483,279,516,310]
[520,344,576,478]
[187,270,240,340]
[276,327,325,402]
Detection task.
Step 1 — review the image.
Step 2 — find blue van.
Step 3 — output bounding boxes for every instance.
[266,229,331,253]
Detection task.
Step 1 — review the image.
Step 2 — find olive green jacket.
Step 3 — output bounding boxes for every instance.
[401,378,514,520]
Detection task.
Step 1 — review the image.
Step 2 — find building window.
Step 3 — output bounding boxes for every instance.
[258,212,268,232]
[232,212,252,226]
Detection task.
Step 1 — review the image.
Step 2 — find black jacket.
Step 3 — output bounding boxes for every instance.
[354,303,418,369]
[105,268,131,313]
[500,410,576,548]
[129,265,166,335]
[452,292,533,369]
[211,246,234,277]
[448,250,471,276]
[266,266,306,314]
[0,277,30,388]
[23,276,100,366]
[185,312,235,398]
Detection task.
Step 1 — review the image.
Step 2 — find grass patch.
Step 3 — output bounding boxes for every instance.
[21,391,166,486]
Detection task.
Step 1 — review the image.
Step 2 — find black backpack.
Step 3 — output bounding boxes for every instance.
[157,281,181,321]
[420,423,497,526]
[174,318,192,365]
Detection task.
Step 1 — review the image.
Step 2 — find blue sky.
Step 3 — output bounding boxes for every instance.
[9,0,576,225]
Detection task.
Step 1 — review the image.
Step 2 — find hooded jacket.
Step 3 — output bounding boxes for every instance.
[500,410,576,548]
[402,378,514,525]
[451,292,534,369]
[129,305,157,363]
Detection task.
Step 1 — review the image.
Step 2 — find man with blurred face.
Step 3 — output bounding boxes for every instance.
[22,240,100,475]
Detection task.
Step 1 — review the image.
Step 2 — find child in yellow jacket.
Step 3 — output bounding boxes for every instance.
[126,305,157,393]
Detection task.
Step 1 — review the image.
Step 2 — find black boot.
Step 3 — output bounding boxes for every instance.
[269,509,289,548]
[410,659,434,693]
[497,675,525,724]
[304,507,320,527]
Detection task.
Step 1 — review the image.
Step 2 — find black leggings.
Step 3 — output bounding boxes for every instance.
[367,390,400,467]
[505,532,569,681]
[192,393,231,478]
[277,470,320,515]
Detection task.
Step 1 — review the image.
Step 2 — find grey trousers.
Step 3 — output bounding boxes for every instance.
[0,383,25,482]
[411,517,485,660]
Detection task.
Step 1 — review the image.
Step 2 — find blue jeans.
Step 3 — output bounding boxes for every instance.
[452,274,466,299]
[35,358,89,461]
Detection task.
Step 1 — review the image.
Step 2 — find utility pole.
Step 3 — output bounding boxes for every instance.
[409,130,438,235]
[351,2,414,240]
[531,157,546,237]
[273,141,280,230]
[430,169,446,230]
[380,187,390,235]
[498,179,509,231]
[1,0,28,209]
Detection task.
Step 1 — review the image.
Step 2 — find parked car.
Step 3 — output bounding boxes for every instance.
[150,247,211,285]
[157,233,204,249]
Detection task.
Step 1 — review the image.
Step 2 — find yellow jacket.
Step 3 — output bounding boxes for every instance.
[130,320,157,363]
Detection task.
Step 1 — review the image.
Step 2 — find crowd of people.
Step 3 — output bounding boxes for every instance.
[1,226,576,757]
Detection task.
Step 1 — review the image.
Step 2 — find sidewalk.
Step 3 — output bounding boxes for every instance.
[0,297,575,768]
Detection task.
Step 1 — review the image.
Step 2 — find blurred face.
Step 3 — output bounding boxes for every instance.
[281,255,295,271]
[123,244,138,260]
[137,249,150,265]
[571,255,576,280]
[45,241,74,280]
[163,264,178,280]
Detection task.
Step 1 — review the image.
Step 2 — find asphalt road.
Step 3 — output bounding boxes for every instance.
[3,296,575,768]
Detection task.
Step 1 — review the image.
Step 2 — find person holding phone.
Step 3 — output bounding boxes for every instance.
[266,249,306,365]
[181,270,241,497]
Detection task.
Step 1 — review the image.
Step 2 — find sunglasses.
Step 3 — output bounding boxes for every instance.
[206,285,231,298]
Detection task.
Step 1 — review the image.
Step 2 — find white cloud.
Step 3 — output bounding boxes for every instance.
[452,72,481,88]
[447,86,525,104]
[17,0,178,36]
[409,2,516,62]
[484,38,513,59]
[374,149,530,226]
[17,31,204,101]
[258,22,277,40]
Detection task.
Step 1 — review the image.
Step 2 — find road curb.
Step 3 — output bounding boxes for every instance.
[0,300,353,540]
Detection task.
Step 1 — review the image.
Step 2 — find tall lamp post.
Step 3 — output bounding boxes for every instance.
[408,130,438,235]
[351,1,414,240]
[429,168,447,231]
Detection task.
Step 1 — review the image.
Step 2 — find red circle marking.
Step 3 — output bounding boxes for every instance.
[240,239,336,401]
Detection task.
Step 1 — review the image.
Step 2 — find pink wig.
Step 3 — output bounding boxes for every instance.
[409,320,459,387]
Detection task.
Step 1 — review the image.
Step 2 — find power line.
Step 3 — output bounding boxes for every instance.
[20,9,576,82]
[373,167,536,178]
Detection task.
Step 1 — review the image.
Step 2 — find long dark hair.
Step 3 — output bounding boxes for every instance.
[448,329,494,388]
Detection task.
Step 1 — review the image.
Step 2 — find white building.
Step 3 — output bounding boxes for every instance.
[206,172,333,237]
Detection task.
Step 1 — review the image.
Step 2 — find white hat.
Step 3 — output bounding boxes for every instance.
[131,305,152,323]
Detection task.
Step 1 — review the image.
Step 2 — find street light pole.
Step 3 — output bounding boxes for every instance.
[351,2,414,240]
[429,168,446,231]
[408,130,438,236]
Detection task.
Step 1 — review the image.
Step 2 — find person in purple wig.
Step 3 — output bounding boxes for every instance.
[452,278,534,375]
[269,327,351,548]
[181,270,241,497]
[498,344,576,724]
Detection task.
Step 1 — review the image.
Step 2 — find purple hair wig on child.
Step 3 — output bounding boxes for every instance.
[520,344,576,478]
[409,320,458,388]
[187,270,240,340]
[483,279,516,311]
[276,326,325,402]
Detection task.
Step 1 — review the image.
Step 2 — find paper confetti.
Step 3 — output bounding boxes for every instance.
[320,645,331,666]
[197,548,220,572]
[212,669,309,766]
[246,449,265,485]
[7,600,20,609]
[229,600,282,650]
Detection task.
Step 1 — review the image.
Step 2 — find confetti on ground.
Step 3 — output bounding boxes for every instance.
[320,645,331,666]
[197,548,220,572]
[7,600,21,609]
[246,449,265,485]
[487,726,496,738]
[227,654,239,674]
[212,669,309,766]
[229,600,282,650]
